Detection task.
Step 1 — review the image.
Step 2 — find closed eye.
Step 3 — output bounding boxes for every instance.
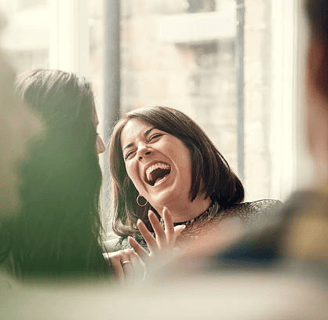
[148,133,162,141]
[124,150,135,160]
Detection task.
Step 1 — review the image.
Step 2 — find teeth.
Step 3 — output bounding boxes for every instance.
[154,174,169,186]
[146,162,170,182]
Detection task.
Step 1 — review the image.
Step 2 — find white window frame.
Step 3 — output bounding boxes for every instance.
[270,0,311,200]
[49,0,89,77]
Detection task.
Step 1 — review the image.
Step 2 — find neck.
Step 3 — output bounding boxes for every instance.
[306,89,328,188]
[313,160,328,188]
[154,194,212,223]
[310,123,328,188]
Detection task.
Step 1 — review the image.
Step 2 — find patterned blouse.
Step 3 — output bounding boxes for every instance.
[107,199,282,252]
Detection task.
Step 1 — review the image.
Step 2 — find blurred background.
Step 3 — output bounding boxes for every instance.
[0,0,313,233]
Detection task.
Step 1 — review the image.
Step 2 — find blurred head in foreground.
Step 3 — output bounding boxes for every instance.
[305,0,328,185]
[208,0,328,270]
[281,0,328,263]
[2,69,108,277]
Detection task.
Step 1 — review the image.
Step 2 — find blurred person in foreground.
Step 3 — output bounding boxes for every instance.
[0,69,110,278]
[205,0,328,273]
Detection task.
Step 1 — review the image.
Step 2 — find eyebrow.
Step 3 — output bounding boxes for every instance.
[122,126,156,151]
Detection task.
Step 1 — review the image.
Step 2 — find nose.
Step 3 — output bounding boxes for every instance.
[96,134,106,154]
[137,143,151,161]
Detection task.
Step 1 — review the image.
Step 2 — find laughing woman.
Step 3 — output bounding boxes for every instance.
[107,106,280,281]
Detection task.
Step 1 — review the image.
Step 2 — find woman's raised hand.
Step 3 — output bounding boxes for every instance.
[128,207,185,263]
[104,208,184,285]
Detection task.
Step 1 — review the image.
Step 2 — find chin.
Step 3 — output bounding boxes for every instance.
[151,190,183,207]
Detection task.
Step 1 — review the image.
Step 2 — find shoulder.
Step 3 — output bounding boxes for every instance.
[222,199,283,223]
[212,192,311,267]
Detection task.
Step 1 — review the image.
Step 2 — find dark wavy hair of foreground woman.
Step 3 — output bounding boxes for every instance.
[0,69,109,278]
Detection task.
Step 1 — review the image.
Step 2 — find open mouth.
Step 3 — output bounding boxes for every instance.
[145,162,171,186]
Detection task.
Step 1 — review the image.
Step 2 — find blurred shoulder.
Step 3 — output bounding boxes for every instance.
[222,199,283,224]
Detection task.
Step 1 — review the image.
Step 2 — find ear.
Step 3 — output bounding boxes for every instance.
[307,38,327,96]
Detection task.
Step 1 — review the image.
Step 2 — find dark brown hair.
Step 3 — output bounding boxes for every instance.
[305,0,328,96]
[1,69,109,277]
[306,0,328,39]
[109,106,244,237]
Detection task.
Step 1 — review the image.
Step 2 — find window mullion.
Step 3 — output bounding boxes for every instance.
[49,0,89,76]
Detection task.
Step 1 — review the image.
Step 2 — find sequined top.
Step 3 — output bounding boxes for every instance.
[108,199,282,252]
[217,182,328,267]
[175,199,281,247]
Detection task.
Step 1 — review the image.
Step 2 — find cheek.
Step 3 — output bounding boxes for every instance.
[181,149,193,182]
[124,162,134,180]
[176,145,192,169]
[125,162,141,188]
[182,160,193,185]
[171,143,192,183]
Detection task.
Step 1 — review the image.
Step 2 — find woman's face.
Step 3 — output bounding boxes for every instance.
[120,118,192,211]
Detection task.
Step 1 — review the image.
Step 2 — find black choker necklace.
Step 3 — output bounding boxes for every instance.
[172,201,220,227]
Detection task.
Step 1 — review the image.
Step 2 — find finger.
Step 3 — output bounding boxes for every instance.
[121,249,140,285]
[128,236,149,262]
[129,251,146,282]
[121,259,134,284]
[137,219,158,254]
[107,254,125,287]
[163,208,174,244]
[148,210,166,249]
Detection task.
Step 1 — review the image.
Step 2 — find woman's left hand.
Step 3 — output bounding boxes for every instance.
[128,207,185,263]
[103,249,146,287]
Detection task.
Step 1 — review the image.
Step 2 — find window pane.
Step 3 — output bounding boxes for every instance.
[0,0,295,209]
[0,0,50,72]
[119,0,242,193]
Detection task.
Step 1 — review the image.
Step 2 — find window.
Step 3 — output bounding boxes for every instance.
[99,0,302,202]
[1,0,308,229]
[0,0,50,71]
